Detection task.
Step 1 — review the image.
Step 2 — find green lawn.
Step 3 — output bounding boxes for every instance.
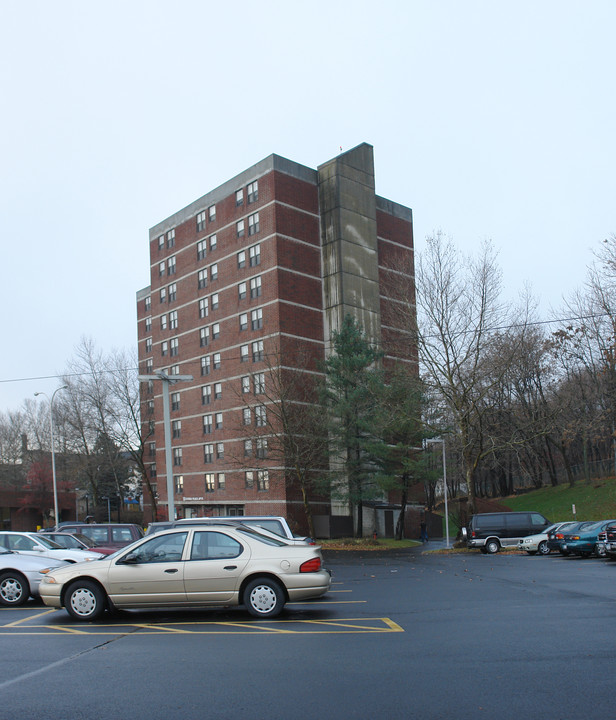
[498,476,616,523]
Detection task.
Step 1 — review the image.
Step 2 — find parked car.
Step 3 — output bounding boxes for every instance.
[39,532,117,556]
[518,522,571,555]
[561,520,616,557]
[0,545,67,606]
[464,511,551,554]
[0,532,104,564]
[170,516,314,544]
[600,523,616,558]
[56,523,144,550]
[40,523,331,621]
[545,521,586,555]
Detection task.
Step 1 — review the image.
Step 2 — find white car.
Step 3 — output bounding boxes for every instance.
[0,532,104,564]
[518,522,569,555]
[0,545,67,606]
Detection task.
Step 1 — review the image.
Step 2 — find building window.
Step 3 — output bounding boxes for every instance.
[146,359,154,374]
[239,313,248,331]
[145,316,152,332]
[215,412,223,429]
[159,261,165,278]
[158,235,165,251]
[240,344,249,363]
[199,298,209,319]
[167,229,175,248]
[168,283,177,302]
[202,385,212,405]
[247,181,258,204]
[160,316,167,332]
[249,244,261,266]
[245,471,254,489]
[171,392,180,411]
[172,420,181,439]
[144,296,151,312]
[210,263,218,282]
[217,473,225,490]
[146,380,154,395]
[214,382,222,399]
[145,337,152,353]
[167,256,176,275]
[255,405,267,427]
[235,189,243,206]
[200,327,210,347]
[173,448,183,466]
[257,469,269,491]
[147,400,154,416]
[252,340,264,362]
[160,287,167,304]
[208,205,216,223]
[197,239,207,260]
[204,443,214,463]
[244,439,252,456]
[169,364,180,376]
[205,473,215,493]
[237,250,246,269]
[209,234,217,251]
[170,338,179,356]
[212,322,220,340]
[253,372,265,394]
[201,356,211,376]
[213,352,221,370]
[211,292,219,311]
[161,341,168,357]
[198,269,208,289]
[175,474,184,494]
[148,441,156,457]
[238,282,247,300]
[169,310,178,329]
[196,211,206,232]
[203,414,213,434]
[241,376,250,394]
[216,442,224,459]
[236,219,245,238]
[250,276,262,299]
[256,438,268,459]
[248,212,259,236]
[251,308,263,330]
[243,407,251,425]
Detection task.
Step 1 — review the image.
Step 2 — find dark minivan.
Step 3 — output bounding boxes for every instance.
[464,512,550,554]
[55,523,144,550]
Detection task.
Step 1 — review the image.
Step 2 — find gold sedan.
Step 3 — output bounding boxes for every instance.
[39,523,330,621]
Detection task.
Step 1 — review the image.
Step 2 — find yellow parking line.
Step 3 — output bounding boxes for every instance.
[2,609,57,627]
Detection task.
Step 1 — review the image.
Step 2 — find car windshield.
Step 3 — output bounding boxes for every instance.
[581,521,604,532]
[35,536,63,549]
[72,534,97,547]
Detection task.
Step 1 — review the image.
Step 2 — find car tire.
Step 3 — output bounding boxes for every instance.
[0,571,30,607]
[243,577,285,618]
[64,580,107,621]
[595,544,607,558]
[538,541,550,555]
[485,539,500,554]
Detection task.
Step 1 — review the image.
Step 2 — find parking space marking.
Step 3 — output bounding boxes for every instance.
[0,616,401,635]
[2,608,56,627]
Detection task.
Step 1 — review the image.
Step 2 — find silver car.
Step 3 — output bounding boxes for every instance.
[40,523,331,621]
[0,545,66,606]
[0,532,104,564]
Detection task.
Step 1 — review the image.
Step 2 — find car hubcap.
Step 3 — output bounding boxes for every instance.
[249,585,276,614]
[1,579,23,603]
[70,588,97,617]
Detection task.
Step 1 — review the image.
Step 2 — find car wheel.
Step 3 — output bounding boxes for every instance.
[538,541,550,555]
[485,539,500,554]
[595,544,607,558]
[64,580,107,621]
[0,571,30,607]
[243,577,285,618]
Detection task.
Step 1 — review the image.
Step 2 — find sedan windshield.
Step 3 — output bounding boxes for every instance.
[35,537,64,549]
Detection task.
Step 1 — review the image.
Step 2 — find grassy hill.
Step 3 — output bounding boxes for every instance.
[499,476,616,522]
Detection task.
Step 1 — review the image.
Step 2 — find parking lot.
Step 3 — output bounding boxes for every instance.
[2,549,616,719]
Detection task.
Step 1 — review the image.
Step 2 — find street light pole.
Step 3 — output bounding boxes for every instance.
[426,437,450,548]
[34,385,67,528]
[138,371,192,522]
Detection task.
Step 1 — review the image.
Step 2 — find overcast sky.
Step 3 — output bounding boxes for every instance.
[1,0,614,411]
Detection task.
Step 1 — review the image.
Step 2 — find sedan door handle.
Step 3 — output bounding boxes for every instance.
[224,566,237,571]
[164,568,179,574]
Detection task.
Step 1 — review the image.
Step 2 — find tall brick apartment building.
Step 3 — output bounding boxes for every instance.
[136,143,416,533]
